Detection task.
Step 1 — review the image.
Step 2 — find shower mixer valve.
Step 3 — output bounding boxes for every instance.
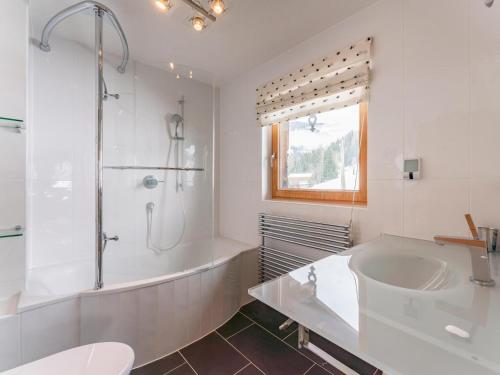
[143,175,165,189]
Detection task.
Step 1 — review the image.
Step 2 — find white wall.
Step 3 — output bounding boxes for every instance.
[219,0,500,246]
[0,0,27,299]
[28,32,214,283]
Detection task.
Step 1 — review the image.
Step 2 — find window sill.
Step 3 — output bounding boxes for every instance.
[263,197,367,209]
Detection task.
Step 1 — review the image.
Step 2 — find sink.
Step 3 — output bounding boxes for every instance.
[350,253,455,291]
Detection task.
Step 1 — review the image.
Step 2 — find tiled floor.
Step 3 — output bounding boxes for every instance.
[131,300,380,375]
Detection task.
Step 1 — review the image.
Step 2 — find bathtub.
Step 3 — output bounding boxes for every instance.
[0,237,258,371]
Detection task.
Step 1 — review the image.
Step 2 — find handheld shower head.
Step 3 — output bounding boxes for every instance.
[169,114,184,140]
[170,114,183,125]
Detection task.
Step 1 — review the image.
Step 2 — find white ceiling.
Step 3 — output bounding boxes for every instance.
[30,0,379,84]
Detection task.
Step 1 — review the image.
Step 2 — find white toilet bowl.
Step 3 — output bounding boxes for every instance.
[3,342,134,375]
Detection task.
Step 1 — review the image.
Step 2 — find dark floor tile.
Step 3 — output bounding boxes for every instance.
[168,363,197,375]
[229,324,313,375]
[236,364,264,375]
[284,332,344,375]
[305,365,332,375]
[217,312,253,338]
[285,331,376,375]
[240,300,297,338]
[180,332,249,375]
[131,352,185,375]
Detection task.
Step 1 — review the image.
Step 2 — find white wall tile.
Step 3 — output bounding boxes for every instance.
[470,178,500,229]
[0,315,21,371]
[28,37,215,272]
[21,298,80,363]
[0,0,27,300]
[219,0,500,245]
[403,179,469,240]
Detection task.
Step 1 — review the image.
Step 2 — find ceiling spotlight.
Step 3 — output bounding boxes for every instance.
[155,0,172,12]
[189,70,193,79]
[210,0,225,15]
[169,62,175,70]
[176,74,180,79]
[192,16,205,31]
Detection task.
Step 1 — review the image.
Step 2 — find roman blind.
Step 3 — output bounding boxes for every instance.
[256,37,372,127]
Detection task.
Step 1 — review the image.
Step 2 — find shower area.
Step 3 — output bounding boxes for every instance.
[0,1,256,368]
[27,1,217,294]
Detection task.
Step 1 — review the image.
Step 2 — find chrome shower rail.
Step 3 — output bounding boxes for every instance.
[39,1,129,73]
[259,213,352,282]
[39,2,129,290]
[104,166,204,172]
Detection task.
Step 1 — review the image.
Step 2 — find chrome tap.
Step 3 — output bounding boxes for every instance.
[434,236,495,287]
[103,232,119,252]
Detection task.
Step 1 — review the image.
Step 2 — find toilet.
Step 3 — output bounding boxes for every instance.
[3,342,134,375]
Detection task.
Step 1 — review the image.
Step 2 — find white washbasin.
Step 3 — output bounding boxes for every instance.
[350,252,456,291]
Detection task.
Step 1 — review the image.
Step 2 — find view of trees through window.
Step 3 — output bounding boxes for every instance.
[280,105,360,191]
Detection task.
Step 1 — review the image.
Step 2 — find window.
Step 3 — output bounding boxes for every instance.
[271,103,367,204]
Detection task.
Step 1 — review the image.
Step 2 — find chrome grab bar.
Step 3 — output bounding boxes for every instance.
[104,165,204,172]
[39,1,129,73]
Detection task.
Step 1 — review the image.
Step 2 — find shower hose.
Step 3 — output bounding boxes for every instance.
[146,190,186,254]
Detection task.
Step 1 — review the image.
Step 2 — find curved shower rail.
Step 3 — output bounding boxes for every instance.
[39,0,129,73]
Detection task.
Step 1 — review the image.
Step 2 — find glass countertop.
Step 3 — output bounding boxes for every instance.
[249,234,500,375]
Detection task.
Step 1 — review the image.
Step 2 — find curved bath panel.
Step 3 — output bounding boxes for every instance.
[0,237,258,371]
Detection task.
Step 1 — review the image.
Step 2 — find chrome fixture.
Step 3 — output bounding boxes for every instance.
[143,175,164,189]
[180,0,217,21]
[168,97,186,192]
[39,1,129,73]
[103,232,119,251]
[485,0,494,7]
[104,166,204,171]
[434,236,495,287]
[478,227,498,253]
[103,78,120,100]
[39,1,129,290]
[169,114,184,141]
[155,0,223,31]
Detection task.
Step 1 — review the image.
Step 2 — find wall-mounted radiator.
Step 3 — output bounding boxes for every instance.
[258,213,352,282]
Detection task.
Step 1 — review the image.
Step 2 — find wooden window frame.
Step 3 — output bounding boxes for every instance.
[271,103,368,205]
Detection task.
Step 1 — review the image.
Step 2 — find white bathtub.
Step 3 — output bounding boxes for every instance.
[19,237,253,309]
[0,237,258,371]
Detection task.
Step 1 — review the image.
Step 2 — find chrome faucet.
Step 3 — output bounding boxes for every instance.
[434,236,495,287]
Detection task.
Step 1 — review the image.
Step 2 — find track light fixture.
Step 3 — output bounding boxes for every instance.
[154,0,173,12]
[191,16,205,31]
[154,0,226,31]
[210,0,225,15]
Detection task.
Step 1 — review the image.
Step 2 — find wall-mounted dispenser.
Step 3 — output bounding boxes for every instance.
[404,158,421,180]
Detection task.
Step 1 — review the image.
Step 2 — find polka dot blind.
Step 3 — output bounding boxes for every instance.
[256,37,372,127]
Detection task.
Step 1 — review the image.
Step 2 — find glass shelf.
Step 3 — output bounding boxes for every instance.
[0,226,24,239]
[0,116,25,132]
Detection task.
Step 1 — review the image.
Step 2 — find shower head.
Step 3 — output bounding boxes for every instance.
[170,113,183,124]
[169,114,185,140]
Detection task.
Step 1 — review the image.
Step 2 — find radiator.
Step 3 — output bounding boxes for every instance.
[258,213,352,282]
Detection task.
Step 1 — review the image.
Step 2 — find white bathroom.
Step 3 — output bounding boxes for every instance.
[1,0,499,374]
